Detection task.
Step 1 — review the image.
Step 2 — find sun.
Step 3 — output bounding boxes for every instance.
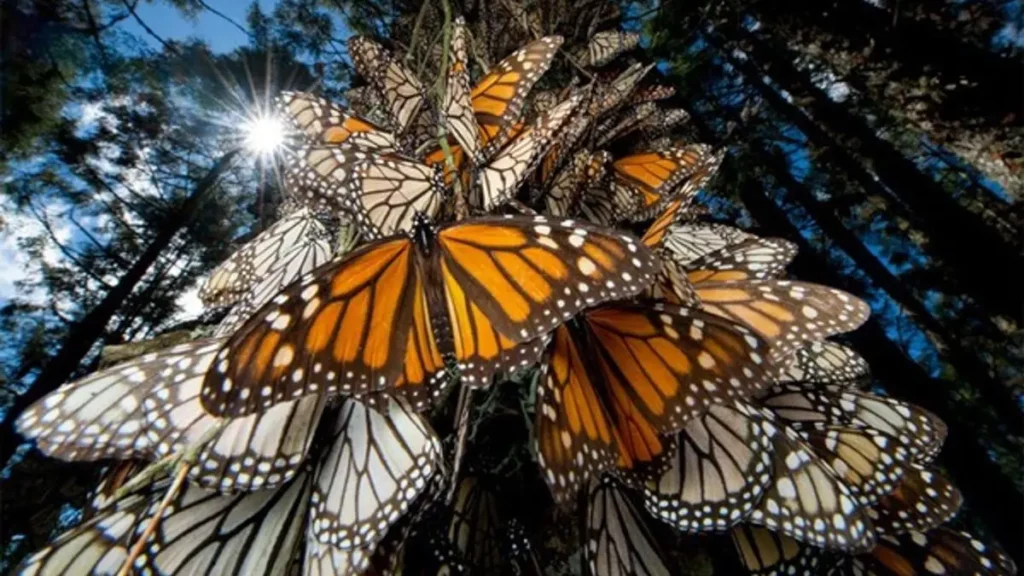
[242,114,286,157]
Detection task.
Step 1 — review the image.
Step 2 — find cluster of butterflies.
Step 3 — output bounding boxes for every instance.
[14,18,1016,576]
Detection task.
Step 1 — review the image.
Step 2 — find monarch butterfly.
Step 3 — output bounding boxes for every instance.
[746,411,875,552]
[538,150,592,218]
[18,471,311,575]
[309,396,441,553]
[733,525,1017,576]
[426,34,564,191]
[535,299,770,503]
[775,341,869,387]
[662,222,756,265]
[577,154,648,228]
[213,208,334,337]
[629,84,676,105]
[585,476,672,576]
[298,146,445,238]
[589,63,655,119]
[198,208,331,309]
[579,30,641,67]
[759,383,947,464]
[472,91,585,211]
[595,102,658,147]
[277,91,399,152]
[471,35,564,157]
[17,339,325,493]
[869,464,961,535]
[201,213,658,417]
[301,94,580,235]
[631,400,776,533]
[731,524,829,576]
[642,109,691,137]
[538,108,597,185]
[444,17,484,164]
[348,36,426,134]
[610,144,716,220]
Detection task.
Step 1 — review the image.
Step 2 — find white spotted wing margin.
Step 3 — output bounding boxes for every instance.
[308,396,442,555]
[17,338,326,494]
[18,472,311,576]
[585,476,672,576]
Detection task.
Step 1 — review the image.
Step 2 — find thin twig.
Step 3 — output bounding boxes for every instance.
[196,0,253,40]
[433,0,468,220]
[447,384,474,503]
[121,0,180,54]
[405,1,431,63]
[116,464,190,576]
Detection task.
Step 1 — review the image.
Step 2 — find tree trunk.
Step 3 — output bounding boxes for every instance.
[0,149,239,469]
[707,25,1024,324]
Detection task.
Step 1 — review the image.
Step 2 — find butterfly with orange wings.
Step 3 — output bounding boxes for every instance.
[201,214,658,417]
[534,283,772,502]
[612,144,725,221]
[428,24,564,177]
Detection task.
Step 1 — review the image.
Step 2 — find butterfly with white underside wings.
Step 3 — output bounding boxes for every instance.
[197,208,332,309]
[17,471,311,575]
[295,92,584,238]
[586,475,673,576]
[214,208,333,337]
[16,339,326,493]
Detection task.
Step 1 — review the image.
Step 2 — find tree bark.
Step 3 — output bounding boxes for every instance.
[0,149,239,469]
[707,25,1024,324]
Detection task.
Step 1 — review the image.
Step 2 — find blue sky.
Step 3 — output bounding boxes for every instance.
[119,0,276,53]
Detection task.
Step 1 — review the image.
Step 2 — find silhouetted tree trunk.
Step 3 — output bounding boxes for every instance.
[0,150,239,468]
[705,25,1024,324]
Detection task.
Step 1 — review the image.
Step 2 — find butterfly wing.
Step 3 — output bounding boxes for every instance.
[776,341,870,387]
[348,37,426,134]
[535,325,621,503]
[583,302,771,432]
[759,383,948,464]
[685,237,798,284]
[871,464,961,535]
[277,91,399,152]
[19,473,311,575]
[202,237,428,417]
[694,280,871,362]
[850,528,1016,576]
[444,18,482,163]
[585,476,672,576]
[309,397,441,553]
[747,418,875,552]
[611,145,714,218]
[472,36,563,157]
[437,215,658,343]
[474,91,583,210]
[636,401,776,533]
[731,525,831,576]
[215,208,333,337]
[579,30,640,67]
